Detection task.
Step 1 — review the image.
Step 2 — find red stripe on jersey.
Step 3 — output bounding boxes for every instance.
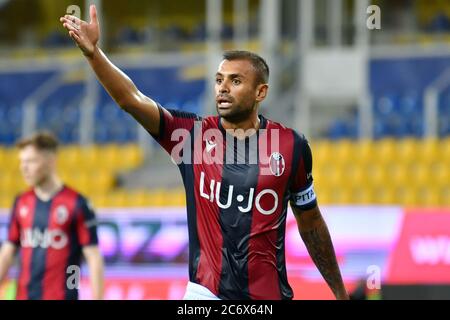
[7,200,20,245]
[15,190,36,300]
[42,187,78,300]
[248,122,294,299]
[193,117,223,296]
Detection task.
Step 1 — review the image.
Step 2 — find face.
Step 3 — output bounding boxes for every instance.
[215,59,268,123]
[19,145,55,187]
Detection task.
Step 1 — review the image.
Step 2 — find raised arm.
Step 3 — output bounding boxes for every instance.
[60,5,160,136]
[292,205,349,300]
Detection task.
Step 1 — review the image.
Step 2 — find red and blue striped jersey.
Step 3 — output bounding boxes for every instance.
[152,106,317,300]
[7,185,98,300]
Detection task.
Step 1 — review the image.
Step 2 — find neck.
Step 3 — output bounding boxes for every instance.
[34,174,63,201]
[221,112,261,137]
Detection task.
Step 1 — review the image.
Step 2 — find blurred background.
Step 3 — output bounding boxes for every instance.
[0,0,449,300]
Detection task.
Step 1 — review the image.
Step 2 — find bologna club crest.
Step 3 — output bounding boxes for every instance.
[55,205,69,225]
[269,152,285,177]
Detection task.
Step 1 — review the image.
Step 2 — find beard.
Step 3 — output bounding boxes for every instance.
[216,101,256,123]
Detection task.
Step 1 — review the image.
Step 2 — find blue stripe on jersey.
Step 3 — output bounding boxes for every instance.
[64,196,84,300]
[27,198,51,300]
[218,137,258,300]
[179,126,201,282]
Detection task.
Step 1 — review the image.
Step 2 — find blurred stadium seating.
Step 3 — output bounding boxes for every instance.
[0,137,448,208]
[1,58,449,143]
[312,138,450,207]
[328,56,450,139]
[0,0,450,302]
[0,58,449,210]
[0,0,448,213]
[0,66,205,146]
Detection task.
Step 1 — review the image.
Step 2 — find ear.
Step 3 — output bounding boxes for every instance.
[255,84,269,103]
[46,152,57,168]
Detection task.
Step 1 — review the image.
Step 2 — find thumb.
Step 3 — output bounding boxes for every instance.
[90,5,98,24]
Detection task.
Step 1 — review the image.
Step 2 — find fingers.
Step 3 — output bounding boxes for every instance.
[61,14,83,27]
[90,5,98,24]
[61,18,81,33]
[60,17,78,30]
[69,31,81,42]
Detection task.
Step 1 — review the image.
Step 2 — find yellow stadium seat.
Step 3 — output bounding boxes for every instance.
[312,140,332,168]
[68,172,89,194]
[0,171,26,197]
[332,140,355,166]
[157,190,169,206]
[99,145,122,171]
[443,137,450,163]
[409,185,431,207]
[105,192,128,207]
[376,139,397,165]
[420,138,440,164]
[354,140,375,165]
[350,186,374,204]
[323,187,341,204]
[0,148,7,169]
[6,138,447,208]
[90,194,106,208]
[12,177,27,195]
[395,186,417,207]
[120,191,146,207]
[430,162,449,188]
[0,172,15,193]
[376,186,397,205]
[171,191,187,206]
[387,163,409,188]
[337,188,353,204]
[59,145,82,169]
[395,139,418,165]
[343,164,367,188]
[79,146,102,170]
[440,186,450,206]
[120,144,144,169]
[3,150,19,172]
[409,163,430,188]
[421,186,442,207]
[312,169,325,188]
[327,168,346,189]
[58,170,70,183]
[316,187,331,205]
[365,164,388,189]
[0,196,15,209]
[91,170,115,193]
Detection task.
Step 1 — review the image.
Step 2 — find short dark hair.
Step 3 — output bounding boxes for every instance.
[16,131,59,153]
[222,50,269,85]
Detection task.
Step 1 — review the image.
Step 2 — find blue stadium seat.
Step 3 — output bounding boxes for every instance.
[399,92,421,116]
[429,13,450,33]
[36,83,83,144]
[374,94,397,117]
[439,88,450,137]
[115,26,142,45]
[192,22,207,41]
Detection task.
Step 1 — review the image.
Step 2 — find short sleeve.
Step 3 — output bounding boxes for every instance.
[151,104,201,156]
[75,196,99,247]
[289,134,318,211]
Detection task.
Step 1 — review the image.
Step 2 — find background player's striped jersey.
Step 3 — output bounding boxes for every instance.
[152,106,317,300]
[7,186,98,300]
